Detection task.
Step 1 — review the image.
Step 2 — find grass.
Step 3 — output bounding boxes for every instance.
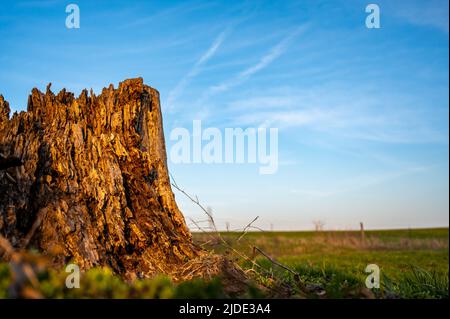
[0,228,448,298]
[192,227,449,298]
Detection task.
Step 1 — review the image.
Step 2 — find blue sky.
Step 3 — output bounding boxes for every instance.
[0,0,448,230]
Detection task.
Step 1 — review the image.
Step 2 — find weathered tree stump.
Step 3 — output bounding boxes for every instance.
[0,78,200,280]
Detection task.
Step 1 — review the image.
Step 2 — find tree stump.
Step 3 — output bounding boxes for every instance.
[0,78,200,280]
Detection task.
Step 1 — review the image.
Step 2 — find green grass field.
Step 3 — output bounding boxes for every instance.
[193,228,449,298]
[0,228,448,299]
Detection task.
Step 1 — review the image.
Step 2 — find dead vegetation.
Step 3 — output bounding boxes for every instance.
[169,175,335,298]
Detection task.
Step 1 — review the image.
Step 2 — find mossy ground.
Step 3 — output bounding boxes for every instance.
[0,228,448,299]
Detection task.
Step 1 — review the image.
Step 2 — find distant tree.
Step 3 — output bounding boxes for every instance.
[206,206,214,231]
[313,220,325,232]
[360,222,365,243]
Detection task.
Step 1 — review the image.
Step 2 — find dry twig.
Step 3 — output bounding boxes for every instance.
[170,175,300,293]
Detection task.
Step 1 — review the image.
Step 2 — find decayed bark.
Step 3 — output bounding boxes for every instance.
[0,78,200,280]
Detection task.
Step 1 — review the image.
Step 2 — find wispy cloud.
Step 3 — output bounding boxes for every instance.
[166,28,230,111]
[227,84,449,145]
[387,0,449,33]
[15,0,60,8]
[235,107,448,144]
[227,95,298,110]
[120,2,217,29]
[291,165,432,198]
[198,26,307,104]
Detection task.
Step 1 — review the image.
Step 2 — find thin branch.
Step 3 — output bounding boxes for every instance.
[20,208,47,249]
[170,174,300,286]
[237,216,259,241]
[170,173,218,233]
[253,246,298,276]
[247,225,266,232]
